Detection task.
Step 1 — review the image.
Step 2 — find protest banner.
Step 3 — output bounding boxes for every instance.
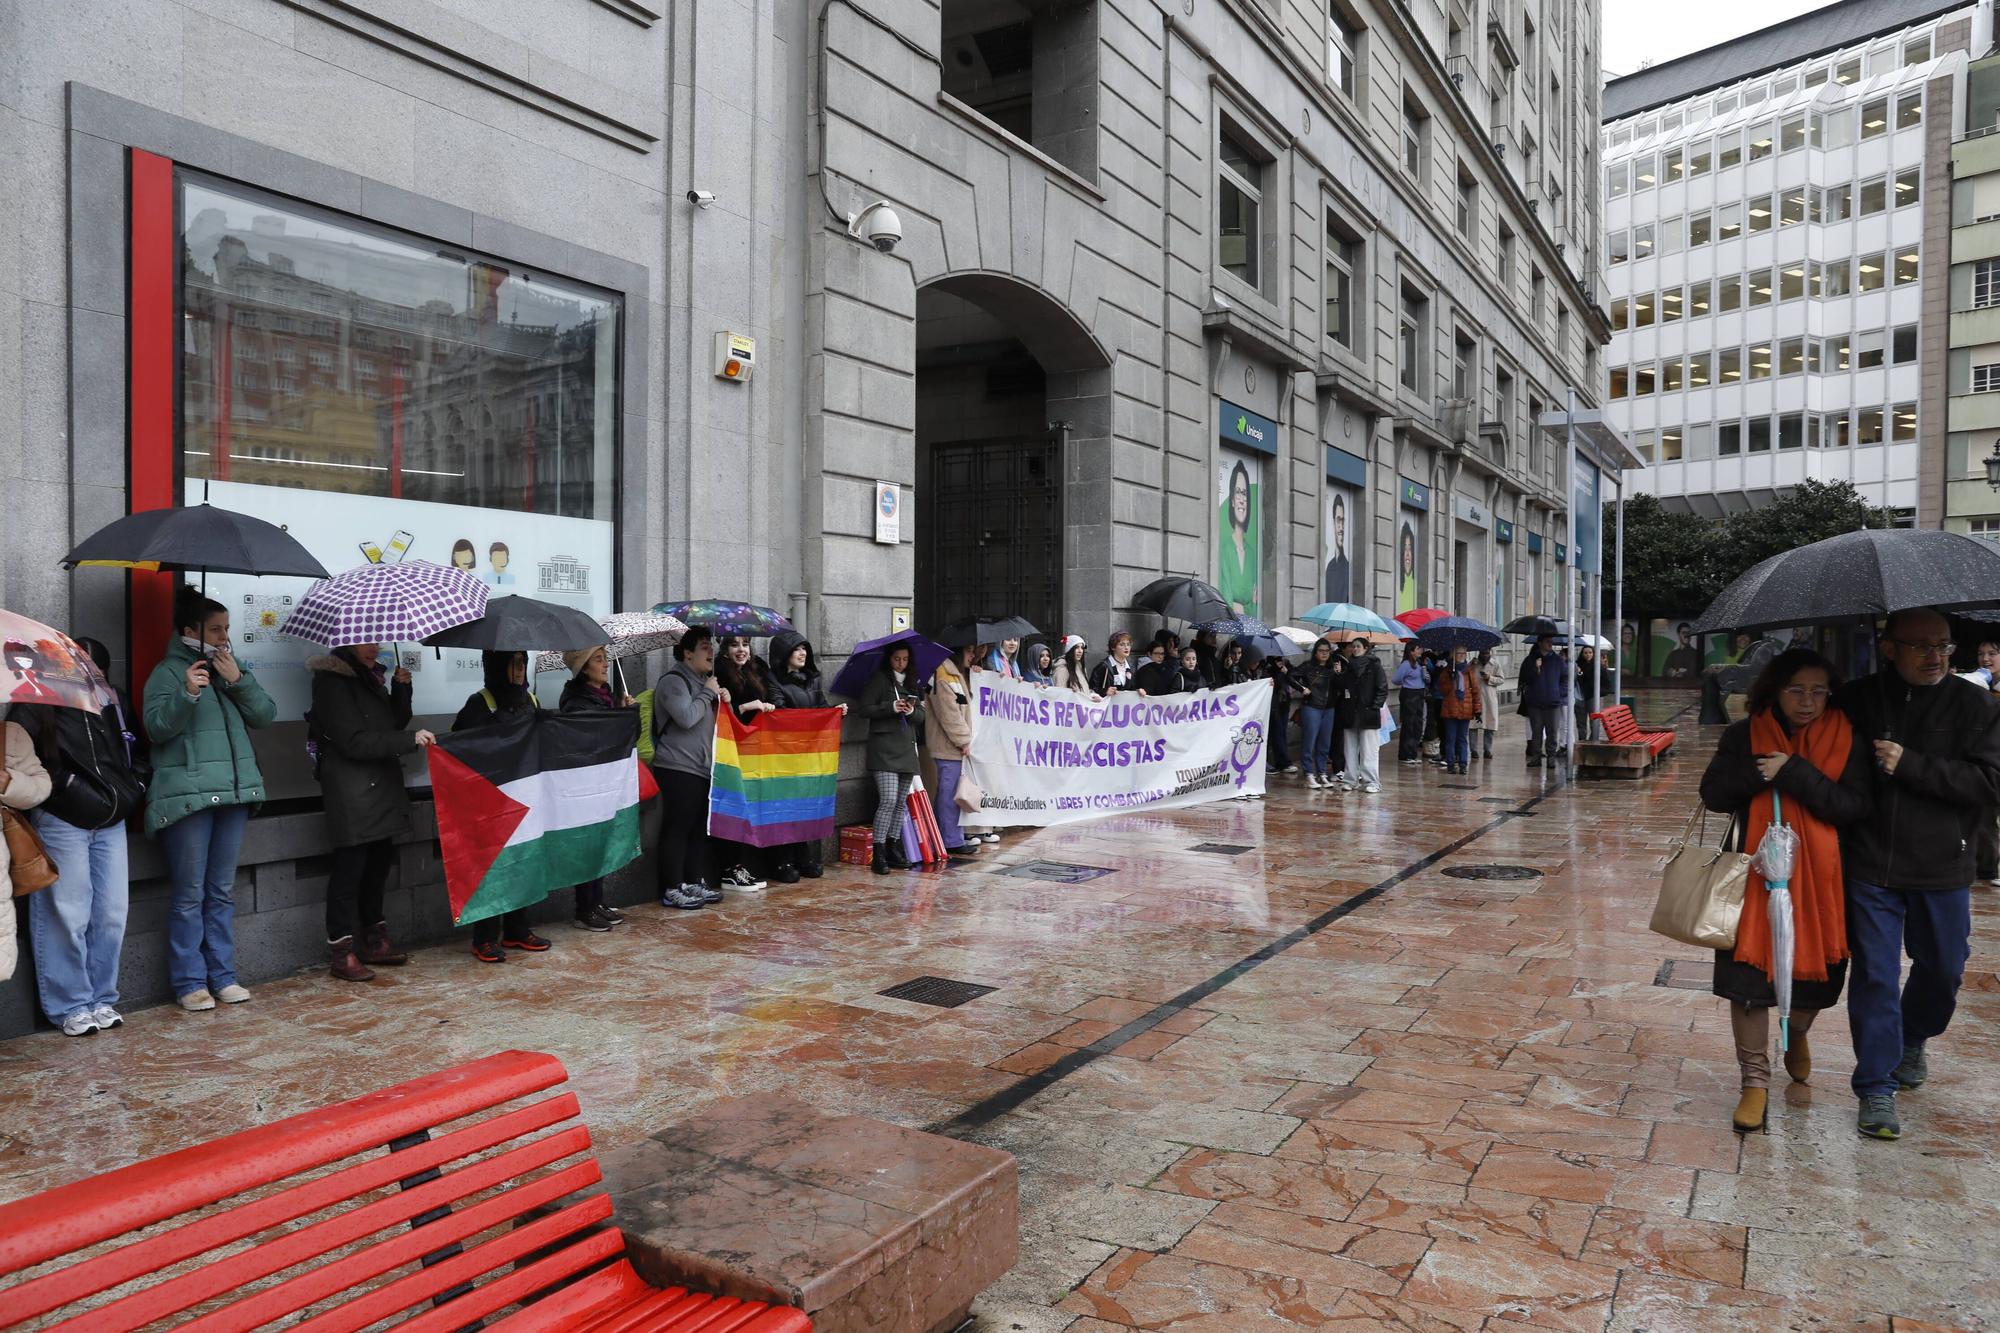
[960,675,1272,826]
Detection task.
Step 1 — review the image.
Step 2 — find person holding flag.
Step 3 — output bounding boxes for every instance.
[451,651,553,962]
[559,645,633,931]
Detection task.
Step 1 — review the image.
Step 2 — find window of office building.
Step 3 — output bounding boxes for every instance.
[1898,91,1923,130]
[1975,362,2000,393]
[1720,346,1743,382]
[1859,252,1886,291]
[1610,296,1628,331]
[1688,279,1711,316]
[1402,92,1431,180]
[1634,363,1656,396]
[1498,225,1517,288]
[1687,142,1711,178]
[1660,286,1682,322]
[1218,125,1267,289]
[1780,189,1806,227]
[1688,350,1712,386]
[1976,259,2000,308]
[1607,159,1628,199]
[1608,228,1629,265]
[1663,356,1684,391]
[1748,267,1774,307]
[1781,115,1807,152]
[1634,291,1655,327]
[1826,410,1851,446]
[1659,428,1685,461]
[1719,274,1742,312]
[1777,412,1804,449]
[1748,121,1776,160]
[1748,417,1772,451]
[1456,163,1478,238]
[1323,209,1362,351]
[1717,132,1742,170]
[1633,152,1657,190]
[1836,58,1861,85]
[1856,330,1886,369]
[1825,333,1851,370]
[1717,201,1742,241]
[1399,283,1429,392]
[179,175,622,723]
[1748,342,1773,380]
[1893,324,1918,364]
[1823,257,1852,297]
[1610,365,1629,399]
[1896,166,1921,207]
[1633,222,1655,258]
[1748,195,1773,232]
[1689,210,1711,246]
[1328,3,1362,99]
[1906,34,1932,64]
[1862,98,1889,139]
[1453,328,1478,398]
[1664,146,1684,182]
[1780,337,1805,375]
[1860,177,1887,216]
[1858,406,1885,443]
[1780,264,1806,301]
[1893,401,1917,441]
[1530,267,1546,324]
[1720,421,1743,455]
[1825,183,1852,221]
[1660,215,1683,255]
[941,1,1099,176]
[1896,250,1920,285]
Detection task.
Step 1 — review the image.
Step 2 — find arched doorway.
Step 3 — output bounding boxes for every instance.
[914,274,1111,641]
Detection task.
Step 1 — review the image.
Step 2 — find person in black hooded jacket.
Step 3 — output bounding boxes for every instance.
[452,651,552,962]
[558,644,633,931]
[767,629,844,879]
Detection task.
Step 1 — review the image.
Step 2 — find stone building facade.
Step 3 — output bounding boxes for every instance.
[0,0,1603,1034]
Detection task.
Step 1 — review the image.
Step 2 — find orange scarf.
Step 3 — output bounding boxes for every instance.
[1738,707,1852,983]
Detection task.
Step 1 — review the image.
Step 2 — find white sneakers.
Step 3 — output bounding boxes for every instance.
[92,1004,123,1029]
[1306,774,1323,789]
[60,1011,98,1037]
[217,984,251,1004]
[1364,782,1381,794]
[179,990,217,1012]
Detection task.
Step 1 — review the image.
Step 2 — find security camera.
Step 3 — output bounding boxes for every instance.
[847,201,902,253]
[687,189,716,209]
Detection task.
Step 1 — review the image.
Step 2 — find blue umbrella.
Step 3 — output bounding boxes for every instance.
[1298,603,1394,635]
[1197,615,1296,661]
[1415,616,1502,653]
[829,631,951,699]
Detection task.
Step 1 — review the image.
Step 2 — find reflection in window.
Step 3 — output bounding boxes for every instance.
[180,175,618,519]
[1861,98,1888,138]
[1895,250,1920,286]
[1218,128,1264,288]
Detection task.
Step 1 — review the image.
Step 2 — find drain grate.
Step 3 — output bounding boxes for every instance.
[995,860,1116,883]
[1439,784,1478,790]
[1189,842,1257,855]
[1478,796,1517,804]
[879,976,997,1008]
[1441,864,1544,881]
[1653,958,1713,991]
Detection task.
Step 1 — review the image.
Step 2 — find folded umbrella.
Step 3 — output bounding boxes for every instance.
[1298,603,1396,635]
[425,595,614,653]
[282,560,487,648]
[651,600,793,637]
[1127,576,1231,624]
[532,610,689,675]
[1694,528,2000,633]
[829,631,951,699]
[1751,792,1800,1053]
[0,608,109,714]
[1415,615,1502,654]
[60,504,330,580]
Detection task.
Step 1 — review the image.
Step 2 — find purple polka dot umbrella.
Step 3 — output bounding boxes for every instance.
[281,560,488,649]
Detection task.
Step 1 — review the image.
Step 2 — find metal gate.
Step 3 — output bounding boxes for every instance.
[918,432,1064,636]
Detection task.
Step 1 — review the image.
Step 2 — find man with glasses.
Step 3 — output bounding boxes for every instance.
[1840,608,2000,1140]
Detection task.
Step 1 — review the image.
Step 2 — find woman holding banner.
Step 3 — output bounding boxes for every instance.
[713,636,775,891]
[768,629,844,880]
[858,644,927,874]
[1089,632,1137,695]
[453,651,554,961]
[559,646,634,929]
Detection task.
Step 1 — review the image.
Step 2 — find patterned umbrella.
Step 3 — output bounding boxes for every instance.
[1297,603,1396,635]
[533,610,689,674]
[282,560,487,648]
[1196,615,1295,661]
[651,600,793,637]
[1415,615,1503,653]
[0,609,108,714]
[1694,528,2000,632]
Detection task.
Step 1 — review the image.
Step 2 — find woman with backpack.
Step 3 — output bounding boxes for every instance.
[452,650,555,961]
[16,637,147,1033]
[142,586,276,1011]
[307,643,435,982]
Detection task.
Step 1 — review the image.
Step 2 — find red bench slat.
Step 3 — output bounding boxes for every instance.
[398,1228,631,1333]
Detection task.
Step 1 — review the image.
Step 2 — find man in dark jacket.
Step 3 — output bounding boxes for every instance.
[1518,634,1568,764]
[1336,638,1389,793]
[1840,607,2000,1140]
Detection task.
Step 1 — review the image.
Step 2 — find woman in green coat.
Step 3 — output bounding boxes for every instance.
[854,644,925,875]
[142,588,277,1011]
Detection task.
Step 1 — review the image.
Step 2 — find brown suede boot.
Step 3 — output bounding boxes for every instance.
[329,937,375,982]
[359,922,408,966]
[1784,1032,1811,1084]
[1732,1087,1768,1134]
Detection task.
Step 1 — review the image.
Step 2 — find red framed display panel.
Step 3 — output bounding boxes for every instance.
[128,147,176,694]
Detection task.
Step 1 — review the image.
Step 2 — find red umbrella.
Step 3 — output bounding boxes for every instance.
[1394,607,1451,631]
[0,609,109,714]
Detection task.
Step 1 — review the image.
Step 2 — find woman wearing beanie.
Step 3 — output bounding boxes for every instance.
[559,644,633,931]
[1051,636,1097,696]
[652,627,724,910]
[451,651,553,961]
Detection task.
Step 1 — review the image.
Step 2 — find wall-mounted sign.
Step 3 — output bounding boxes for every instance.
[873,481,900,545]
[889,605,911,633]
[1324,445,1366,487]
[1527,531,1544,553]
[1557,542,1569,563]
[1399,477,1430,511]
[1451,495,1490,529]
[1219,399,1278,455]
[1495,518,1515,544]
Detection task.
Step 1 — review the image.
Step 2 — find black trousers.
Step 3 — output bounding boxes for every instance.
[655,768,715,891]
[1978,806,1999,881]
[327,839,394,944]
[472,909,530,946]
[1398,690,1427,760]
[573,878,604,918]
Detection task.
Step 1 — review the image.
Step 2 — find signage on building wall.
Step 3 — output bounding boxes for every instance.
[1557,542,1569,563]
[1219,399,1279,455]
[1399,477,1430,511]
[1496,518,1515,543]
[1324,445,1366,487]
[1451,495,1490,530]
[1527,531,1543,553]
[873,481,901,545]
[889,606,911,633]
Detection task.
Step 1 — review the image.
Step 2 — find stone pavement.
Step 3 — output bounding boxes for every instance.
[0,694,1995,1330]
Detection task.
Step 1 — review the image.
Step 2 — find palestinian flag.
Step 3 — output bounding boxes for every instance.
[427,709,643,926]
[708,707,842,847]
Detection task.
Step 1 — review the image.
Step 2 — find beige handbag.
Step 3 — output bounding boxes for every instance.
[1650,805,1748,949]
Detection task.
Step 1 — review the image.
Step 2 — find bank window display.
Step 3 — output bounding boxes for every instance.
[1323,486,1356,603]
[179,174,621,730]
[1215,455,1261,617]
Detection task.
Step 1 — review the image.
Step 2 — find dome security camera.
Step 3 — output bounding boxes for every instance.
[847,201,902,253]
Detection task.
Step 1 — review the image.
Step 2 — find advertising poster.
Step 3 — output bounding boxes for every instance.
[1323,485,1356,603]
[1396,513,1424,615]
[1574,457,1602,575]
[193,479,615,726]
[1216,455,1262,617]
[1494,549,1509,629]
[960,674,1273,827]
[1653,619,1704,679]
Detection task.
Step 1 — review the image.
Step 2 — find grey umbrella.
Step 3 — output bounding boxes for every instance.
[1693,529,2000,633]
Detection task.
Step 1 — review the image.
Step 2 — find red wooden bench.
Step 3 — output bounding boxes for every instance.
[0,1050,810,1332]
[1578,704,1675,778]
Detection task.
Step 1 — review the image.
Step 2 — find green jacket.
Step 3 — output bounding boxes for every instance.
[141,637,276,834]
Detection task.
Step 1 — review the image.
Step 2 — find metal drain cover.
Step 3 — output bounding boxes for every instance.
[1189,842,1257,855]
[995,860,1115,883]
[1478,797,1516,804]
[1439,784,1477,790]
[1441,864,1544,881]
[879,976,997,1008]
[1654,959,1713,991]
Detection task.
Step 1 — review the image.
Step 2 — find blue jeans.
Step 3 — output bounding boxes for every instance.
[1442,717,1471,767]
[1300,707,1336,777]
[933,759,971,850]
[159,804,250,998]
[27,814,130,1024]
[1846,878,1972,1099]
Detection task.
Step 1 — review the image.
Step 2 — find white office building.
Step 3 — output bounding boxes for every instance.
[1601,0,1992,522]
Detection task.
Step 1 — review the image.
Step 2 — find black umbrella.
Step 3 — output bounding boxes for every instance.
[61,504,329,580]
[1502,615,1572,638]
[933,615,1040,648]
[422,595,611,652]
[1693,529,2000,633]
[1128,575,1231,623]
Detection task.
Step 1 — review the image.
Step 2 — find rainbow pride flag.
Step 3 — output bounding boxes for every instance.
[707,706,843,847]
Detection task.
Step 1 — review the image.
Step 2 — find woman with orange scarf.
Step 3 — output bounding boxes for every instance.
[1699,649,1873,1133]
